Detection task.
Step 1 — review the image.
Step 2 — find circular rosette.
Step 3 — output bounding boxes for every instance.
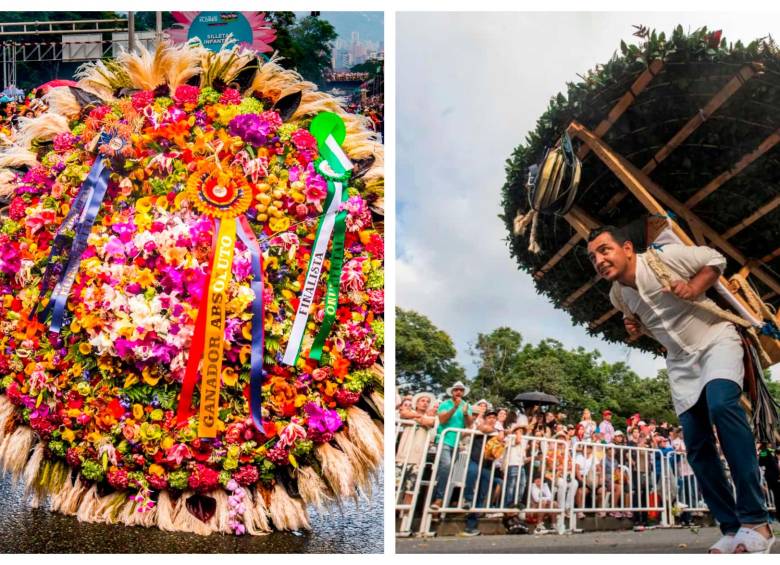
[185,163,252,219]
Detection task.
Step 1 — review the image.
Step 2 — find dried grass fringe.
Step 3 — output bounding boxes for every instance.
[0,146,39,169]
[59,476,89,516]
[170,490,214,535]
[0,425,33,478]
[15,114,70,149]
[247,487,272,534]
[296,466,334,510]
[155,490,177,532]
[269,483,310,531]
[43,87,82,120]
[315,442,356,500]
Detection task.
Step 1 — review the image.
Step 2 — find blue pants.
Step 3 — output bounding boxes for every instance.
[679,378,769,534]
[432,443,454,503]
[464,460,501,530]
[503,465,527,507]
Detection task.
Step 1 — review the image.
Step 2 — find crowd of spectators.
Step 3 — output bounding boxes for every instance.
[396,382,780,537]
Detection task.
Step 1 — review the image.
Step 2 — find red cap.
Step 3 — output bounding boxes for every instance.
[602,409,612,416]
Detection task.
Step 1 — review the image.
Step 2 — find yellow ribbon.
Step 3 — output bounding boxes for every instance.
[197,217,237,437]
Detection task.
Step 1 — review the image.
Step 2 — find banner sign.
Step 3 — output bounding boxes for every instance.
[169,12,276,53]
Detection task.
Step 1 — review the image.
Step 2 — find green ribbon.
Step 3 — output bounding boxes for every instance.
[309,182,349,361]
[309,112,352,362]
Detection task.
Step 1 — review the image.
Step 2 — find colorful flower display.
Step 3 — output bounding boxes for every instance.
[0,42,384,535]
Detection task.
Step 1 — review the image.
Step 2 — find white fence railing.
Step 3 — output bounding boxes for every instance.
[395,427,778,537]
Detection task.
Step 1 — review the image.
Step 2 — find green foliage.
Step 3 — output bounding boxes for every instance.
[468,328,678,425]
[395,307,465,395]
[267,12,338,86]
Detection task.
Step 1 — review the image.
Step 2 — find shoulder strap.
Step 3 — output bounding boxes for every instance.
[644,248,751,329]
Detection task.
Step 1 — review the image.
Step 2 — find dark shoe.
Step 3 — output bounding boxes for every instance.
[461,529,481,537]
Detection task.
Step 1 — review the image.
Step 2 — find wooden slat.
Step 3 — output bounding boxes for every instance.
[562,275,600,308]
[685,129,780,208]
[568,120,780,299]
[721,195,780,240]
[760,245,780,264]
[577,59,664,160]
[534,232,582,279]
[605,63,762,211]
[534,62,665,279]
[641,64,761,176]
[590,307,618,330]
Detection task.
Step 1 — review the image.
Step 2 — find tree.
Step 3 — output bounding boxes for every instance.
[350,59,382,78]
[469,327,524,405]
[395,308,465,396]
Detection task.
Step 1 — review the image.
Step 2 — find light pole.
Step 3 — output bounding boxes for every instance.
[128,11,136,52]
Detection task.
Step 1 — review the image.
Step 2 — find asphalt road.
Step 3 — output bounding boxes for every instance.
[397,525,780,554]
[0,468,384,553]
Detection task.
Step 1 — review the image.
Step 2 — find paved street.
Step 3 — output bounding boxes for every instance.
[397,525,780,554]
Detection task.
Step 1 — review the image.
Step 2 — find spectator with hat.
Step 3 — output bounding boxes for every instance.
[598,409,616,443]
[430,381,474,510]
[462,407,504,536]
[503,416,530,508]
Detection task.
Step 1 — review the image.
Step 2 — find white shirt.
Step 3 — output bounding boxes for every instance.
[530,482,553,503]
[609,244,730,359]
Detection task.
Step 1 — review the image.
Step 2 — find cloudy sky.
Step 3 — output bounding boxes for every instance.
[397,12,780,380]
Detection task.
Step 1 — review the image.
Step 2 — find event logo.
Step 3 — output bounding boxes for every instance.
[168,11,276,53]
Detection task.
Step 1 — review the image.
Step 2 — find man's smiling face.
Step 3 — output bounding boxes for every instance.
[587,231,632,282]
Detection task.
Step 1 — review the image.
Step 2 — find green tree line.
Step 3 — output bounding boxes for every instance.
[397,307,780,427]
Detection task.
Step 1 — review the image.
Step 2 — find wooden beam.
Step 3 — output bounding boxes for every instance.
[590,308,618,330]
[641,64,761,176]
[577,59,664,160]
[534,62,665,280]
[562,275,601,308]
[568,120,780,298]
[534,232,581,279]
[721,195,780,240]
[685,129,780,208]
[605,63,762,211]
[760,245,780,265]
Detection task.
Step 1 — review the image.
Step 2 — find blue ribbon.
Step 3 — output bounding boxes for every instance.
[760,322,780,340]
[236,217,265,431]
[46,156,111,332]
[31,158,105,321]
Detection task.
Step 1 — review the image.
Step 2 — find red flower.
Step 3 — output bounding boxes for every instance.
[107,397,125,419]
[188,463,219,493]
[108,468,129,490]
[234,465,259,486]
[8,197,27,221]
[173,85,200,106]
[131,90,155,111]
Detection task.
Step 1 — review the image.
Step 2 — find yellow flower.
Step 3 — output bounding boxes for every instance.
[161,436,174,450]
[148,463,165,476]
[156,195,169,211]
[132,404,144,420]
[71,363,83,378]
[70,319,81,333]
[269,216,290,233]
[61,429,76,443]
[123,374,139,389]
[135,196,153,214]
[66,409,81,418]
[135,268,155,289]
[78,342,92,355]
[142,367,161,386]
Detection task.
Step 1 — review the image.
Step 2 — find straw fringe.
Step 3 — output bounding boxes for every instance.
[0,425,33,478]
[162,43,203,88]
[0,146,39,169]
[346,406,384,469]
[296,466,334,510]
[211,488,232,534]
[15,113,70,149]
[156,490,177,532]
[76,484,102,523]
[43,87,82,120]
[269,483,310,531]
[117,43,168,90]
[236,488,267,535]
[22,442,45,494]
[333,431,373,491]
[59,476,89,515]
[315,442,356,499]
[247,487,272,534]
[171,490,214,535]
[0,168,18,200]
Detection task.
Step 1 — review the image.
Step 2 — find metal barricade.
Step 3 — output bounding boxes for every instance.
[395,419,435,535]
[569,441,668,530]
[417,429,572,536]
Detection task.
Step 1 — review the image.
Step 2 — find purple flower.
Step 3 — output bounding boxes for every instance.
[228,113,281,147]
[304,402,342,435]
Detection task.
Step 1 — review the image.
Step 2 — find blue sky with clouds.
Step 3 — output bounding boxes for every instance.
[397,12,780,380]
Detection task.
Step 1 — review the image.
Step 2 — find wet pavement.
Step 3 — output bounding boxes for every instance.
[0,469,384,553]
[397,524,780,554]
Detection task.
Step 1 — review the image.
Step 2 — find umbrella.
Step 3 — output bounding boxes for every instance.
[513,391,560,406]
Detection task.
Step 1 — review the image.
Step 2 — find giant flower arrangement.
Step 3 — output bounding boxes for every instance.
[0,42,384,535]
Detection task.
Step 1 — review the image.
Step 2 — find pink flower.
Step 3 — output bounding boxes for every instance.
[166,443,191,466]
[173,85,200,106]
[132,90,155,111]
[341,258,366,292]
[220,88,242,105]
